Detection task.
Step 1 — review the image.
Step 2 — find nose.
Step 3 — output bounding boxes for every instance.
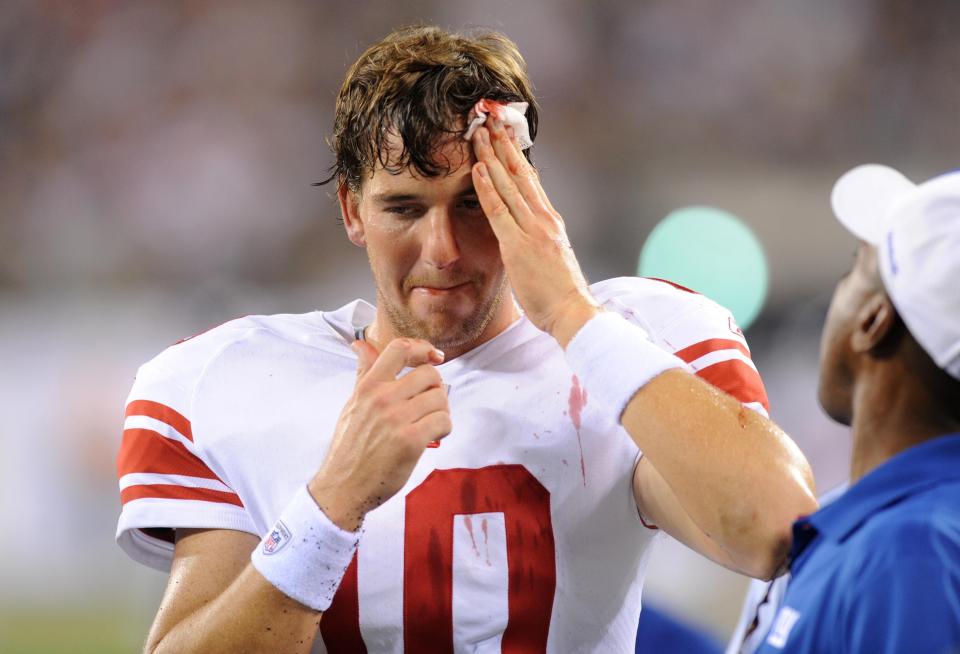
[421,208,461,270]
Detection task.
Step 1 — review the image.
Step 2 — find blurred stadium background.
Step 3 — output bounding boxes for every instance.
[1,1,957,651]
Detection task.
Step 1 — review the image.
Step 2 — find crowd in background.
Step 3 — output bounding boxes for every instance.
[2,1,957,649]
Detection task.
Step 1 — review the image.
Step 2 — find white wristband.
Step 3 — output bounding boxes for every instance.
[251,485,360,611]
[564,311,686,420]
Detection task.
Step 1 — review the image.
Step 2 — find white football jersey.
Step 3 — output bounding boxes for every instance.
[116,277,769,653]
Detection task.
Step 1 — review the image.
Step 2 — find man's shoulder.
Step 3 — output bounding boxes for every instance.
[590,276,703,306]
[133,306,355,397]
[590,276,767,412]
[882,481,960,538]
[846,483,960,574]
[590,276,739,333]
[144,311,311,367]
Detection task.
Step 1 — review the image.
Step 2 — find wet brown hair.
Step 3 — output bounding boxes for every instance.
[318,25,538,192]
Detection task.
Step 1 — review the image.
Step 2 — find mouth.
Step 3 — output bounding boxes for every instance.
[410,282,471,296]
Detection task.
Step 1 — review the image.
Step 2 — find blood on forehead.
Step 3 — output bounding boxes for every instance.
[475,98,505,119]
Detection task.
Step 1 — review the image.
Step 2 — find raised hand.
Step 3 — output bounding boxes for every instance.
[308,338,450,531]
[470,115,601,347]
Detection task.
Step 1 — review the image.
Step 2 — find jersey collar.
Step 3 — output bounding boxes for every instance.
[322,298,544,381]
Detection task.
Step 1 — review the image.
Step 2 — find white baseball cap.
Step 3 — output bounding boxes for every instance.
[831,164,960,380]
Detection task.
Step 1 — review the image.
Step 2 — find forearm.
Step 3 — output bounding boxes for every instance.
[624,369,817,577]
[149,564,321,654]
[468,116,816,576]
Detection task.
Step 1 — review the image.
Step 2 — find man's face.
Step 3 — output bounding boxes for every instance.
[341,138,512,351]
[817,243,884,424]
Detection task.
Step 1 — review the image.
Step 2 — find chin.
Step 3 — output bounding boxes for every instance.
[817,378,852,426]
[419,312,487,349]
[380,278,507,350]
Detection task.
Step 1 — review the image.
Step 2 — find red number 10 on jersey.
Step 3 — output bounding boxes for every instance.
[320,465,557,652]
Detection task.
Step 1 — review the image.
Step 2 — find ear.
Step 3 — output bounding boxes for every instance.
[851,292,897,354]
[338,183,366,247]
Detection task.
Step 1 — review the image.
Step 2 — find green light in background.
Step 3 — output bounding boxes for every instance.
[637,206,769,330]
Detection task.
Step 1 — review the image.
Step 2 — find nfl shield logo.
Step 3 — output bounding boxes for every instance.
[263,520,292,555]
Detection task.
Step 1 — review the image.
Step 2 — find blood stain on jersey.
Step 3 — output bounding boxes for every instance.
[464,515,481,558]
[728,316,744,337]
[568,375,589,486]
[481,518,492,566]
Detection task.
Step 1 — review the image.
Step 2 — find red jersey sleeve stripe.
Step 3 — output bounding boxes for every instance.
[696,359,770,413]
[120,483,244,508]
[117,427,222,482]
[644,277,700,295]
[125,400,193,441]
[673,338,751,364]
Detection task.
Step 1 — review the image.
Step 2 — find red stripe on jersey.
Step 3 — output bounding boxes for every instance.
[120,484,243,507]
[117,428,222,482]
[639,513,659,531]
[320,553,367,651]
[125,400,193,441]
[674,338,751,364]
[174,314,250,346]
[696,359,770,413]
[644,277,700,295]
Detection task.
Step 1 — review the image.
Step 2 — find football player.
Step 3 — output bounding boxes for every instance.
[116,25,816,653]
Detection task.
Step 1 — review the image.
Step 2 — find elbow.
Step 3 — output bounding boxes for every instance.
[144,634,168,654]
[714,520,791,580]
[744,530,792,581]
[731,494,817,581]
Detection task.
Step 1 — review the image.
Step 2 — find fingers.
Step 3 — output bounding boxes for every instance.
[352,339,380,378]
[394,363,444,400]
[510,139,559,216]
[472,162,521,242]
[400,385,448,424]
[362,338,444,382]
[472,127,535,230]
[407,409,453,448]
[498,124,559,217]
[472,119,561,228]
[490,124,551,216]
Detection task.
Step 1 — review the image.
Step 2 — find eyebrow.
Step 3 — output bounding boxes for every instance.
[370,188,478,203]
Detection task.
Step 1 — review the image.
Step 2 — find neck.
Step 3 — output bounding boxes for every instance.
[848,365,960,482]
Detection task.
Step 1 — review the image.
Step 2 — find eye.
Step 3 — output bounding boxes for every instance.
[458,197,483,212]
[384,205,424,218]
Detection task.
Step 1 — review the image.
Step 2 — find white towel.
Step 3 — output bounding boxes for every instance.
[463,99,533,150]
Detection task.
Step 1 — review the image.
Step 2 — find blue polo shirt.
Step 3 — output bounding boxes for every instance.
[756,433,960,654]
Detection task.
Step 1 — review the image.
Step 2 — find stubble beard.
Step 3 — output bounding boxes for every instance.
[376,271,509,351]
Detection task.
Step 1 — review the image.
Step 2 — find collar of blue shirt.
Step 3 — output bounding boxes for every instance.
[789,432,960,561]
